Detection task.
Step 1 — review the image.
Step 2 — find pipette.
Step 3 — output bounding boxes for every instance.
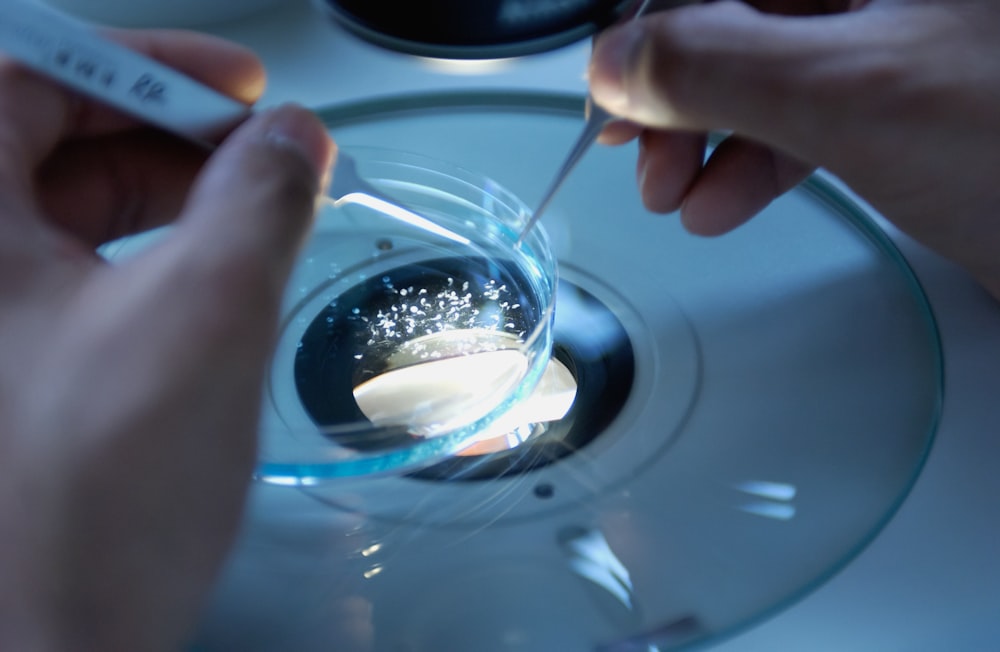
[0,0,471,245]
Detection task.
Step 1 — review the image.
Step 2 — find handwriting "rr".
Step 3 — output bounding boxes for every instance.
[130,73,166,104]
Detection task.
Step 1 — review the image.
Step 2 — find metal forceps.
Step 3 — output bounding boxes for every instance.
[516,0,655,245]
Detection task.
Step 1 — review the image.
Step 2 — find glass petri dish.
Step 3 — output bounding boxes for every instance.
[103,147,558,480]
[192,92,941,652]
[266,148,557,480]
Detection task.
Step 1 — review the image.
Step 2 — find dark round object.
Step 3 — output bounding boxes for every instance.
[319,0,636,59]
[533,482,555,499]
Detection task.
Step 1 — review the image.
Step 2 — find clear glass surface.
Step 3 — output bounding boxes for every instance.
[191,93,942,652]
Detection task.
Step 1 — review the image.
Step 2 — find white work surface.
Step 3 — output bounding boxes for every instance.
[195,2,1000,650]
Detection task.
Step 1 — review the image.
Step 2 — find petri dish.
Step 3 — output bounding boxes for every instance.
[104,147,558,480]
[191,92,941,652]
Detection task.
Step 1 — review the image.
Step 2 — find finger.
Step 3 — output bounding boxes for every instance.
[636,128,706,214]
[597,120,643,145]
[0,30,263,192]
[95,107,334,446]
[37,129,208,247]
[69,29,266,136]
[680,136,813,235]
[163,104,335,312]
[588,1,879,162]
[40,108,333,415]
[593,0,846,148]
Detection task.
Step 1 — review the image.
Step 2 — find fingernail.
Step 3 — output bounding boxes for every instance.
[263,104,335,185]
[590,22,644,113]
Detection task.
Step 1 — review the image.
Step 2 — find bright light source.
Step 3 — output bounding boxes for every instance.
[415,56,517,75]
[454,356,576,455]
[353,332,529,436]
[353,327,577,453]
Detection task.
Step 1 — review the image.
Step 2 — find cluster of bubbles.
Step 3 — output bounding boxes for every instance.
[349,275,526,363]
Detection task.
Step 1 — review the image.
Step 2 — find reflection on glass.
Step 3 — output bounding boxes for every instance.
[560,526,683,652]
[333,192,471,245]
[738,502,796,521]
[354,331,529,436]
[453,355,577,456]
[342,259,548,439]
[734,480,797,501]
[734,480,798,521]
[559,526,637,612]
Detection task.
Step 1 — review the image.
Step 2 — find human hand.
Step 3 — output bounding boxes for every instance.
[589,0,1000,299]
[0,30,335,652]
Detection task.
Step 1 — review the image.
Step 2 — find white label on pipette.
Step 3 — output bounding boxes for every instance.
[0,0,250,142]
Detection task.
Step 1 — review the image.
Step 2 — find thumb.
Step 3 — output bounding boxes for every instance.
[589,1,878,158]
[171,104,335,295]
